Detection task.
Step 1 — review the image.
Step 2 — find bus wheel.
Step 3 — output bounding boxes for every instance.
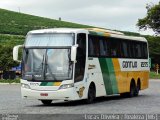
[41,100,52,105]
[86,84,96,104]
[134,81,140,96]
[129,81,136,97]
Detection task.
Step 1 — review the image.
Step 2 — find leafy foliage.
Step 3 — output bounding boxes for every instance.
[137,2,160,34]
[0,44,19,70]
[0,78,20,83]
[0,34,24,70]
[145,35,160,56]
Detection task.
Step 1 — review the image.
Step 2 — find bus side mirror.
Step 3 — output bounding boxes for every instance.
[13,45,23,62]
[71,44,78,62]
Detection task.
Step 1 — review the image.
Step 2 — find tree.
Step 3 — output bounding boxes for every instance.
[0,45,19,71]
[137,2,160,34]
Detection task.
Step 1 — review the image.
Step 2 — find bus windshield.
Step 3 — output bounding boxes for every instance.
[22,48,73,81]
[22,33,74,81]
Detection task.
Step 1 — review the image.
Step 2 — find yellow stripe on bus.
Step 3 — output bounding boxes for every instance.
[53,82,61,86]
[112,58,127,93]
[112,58,149,93]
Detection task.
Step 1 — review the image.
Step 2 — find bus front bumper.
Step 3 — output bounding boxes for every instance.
[21,87,79,101]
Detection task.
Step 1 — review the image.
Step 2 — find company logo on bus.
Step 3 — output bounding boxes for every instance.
[122,61,137,68]
[30,83,40,86]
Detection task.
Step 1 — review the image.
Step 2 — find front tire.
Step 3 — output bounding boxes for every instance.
[41,100,52,105]
[86,84,96,104]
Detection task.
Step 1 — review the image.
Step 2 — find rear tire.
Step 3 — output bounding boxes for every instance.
[135,81,140,96]
[86,84,96,104]
[129,81,136,97]
[41,100,52,105]
[121,80,139,98]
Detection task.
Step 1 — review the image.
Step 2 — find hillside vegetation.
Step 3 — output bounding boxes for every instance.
[0,8,91,35]
[0,34,24,45]
[0,8,159,70]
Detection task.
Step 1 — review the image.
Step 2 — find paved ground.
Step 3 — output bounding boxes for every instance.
[0,80,160,114]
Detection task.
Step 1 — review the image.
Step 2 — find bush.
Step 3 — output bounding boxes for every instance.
[0,78,20,83]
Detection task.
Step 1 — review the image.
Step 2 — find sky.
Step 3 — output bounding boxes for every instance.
[0,0,159,35]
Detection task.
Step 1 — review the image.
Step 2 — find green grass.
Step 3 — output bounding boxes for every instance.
[150,71,160,79]
[0,78,20,83]
[0,34,24,45]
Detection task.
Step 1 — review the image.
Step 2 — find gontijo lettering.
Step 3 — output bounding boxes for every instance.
[122,61,137,68]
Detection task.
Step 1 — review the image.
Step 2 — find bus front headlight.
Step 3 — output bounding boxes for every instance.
[21,83,30,89]
[59,83,74,89]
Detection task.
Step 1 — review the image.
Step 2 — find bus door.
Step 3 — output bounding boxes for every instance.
[74,33,87,99]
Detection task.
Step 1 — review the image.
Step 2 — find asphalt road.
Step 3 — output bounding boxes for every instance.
[0,80,160,115]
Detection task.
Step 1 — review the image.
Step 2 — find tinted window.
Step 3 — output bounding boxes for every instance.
[135,42,142,58]
[99,38,110,57]
[121,41,128,58]
[141,42,148,59]
[110,38,121,58]
[88,35,100,57]
[88,35,148,59]
[88,37,94,56]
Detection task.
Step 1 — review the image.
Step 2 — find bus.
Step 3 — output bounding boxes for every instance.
[13,28,149,105]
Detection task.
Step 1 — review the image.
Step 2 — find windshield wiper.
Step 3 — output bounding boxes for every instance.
[68,49,73,77]
[44,49,56,80]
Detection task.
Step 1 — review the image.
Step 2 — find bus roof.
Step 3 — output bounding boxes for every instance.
[87,28,147,42]
[87,28,124,35]
[28,28,147,42]
[28,28,88,34]
[110,34,147,42]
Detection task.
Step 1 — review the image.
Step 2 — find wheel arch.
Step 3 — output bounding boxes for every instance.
[131,78,136,86]
[88,81,96,96]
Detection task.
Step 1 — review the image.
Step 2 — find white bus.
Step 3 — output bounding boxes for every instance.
[13,28,149,105]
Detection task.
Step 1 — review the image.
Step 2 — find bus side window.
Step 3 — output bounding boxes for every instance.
[129,41,135,58]
[100,38,109,57]
[88,36,94,56]
[144,43,148,58]
[121,41,128,58]
[88,35,100,57]
[135,42,142,58]
[110,38,119,58]
[141,42,148,59]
